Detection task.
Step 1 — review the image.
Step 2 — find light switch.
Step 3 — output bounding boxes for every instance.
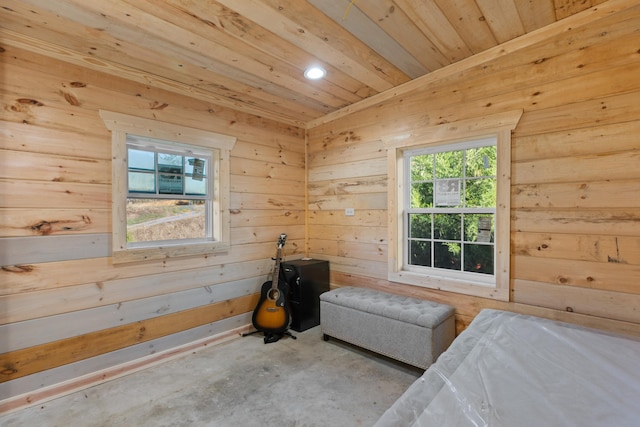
[345,208,355,216]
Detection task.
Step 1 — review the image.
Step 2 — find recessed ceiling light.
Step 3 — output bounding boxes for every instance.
[304,66,326,80]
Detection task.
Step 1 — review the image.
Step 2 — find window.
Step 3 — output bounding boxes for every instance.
[405,138,497,284]
[100,111,236,263]
[383,111,522,301]
[126,135,213,245]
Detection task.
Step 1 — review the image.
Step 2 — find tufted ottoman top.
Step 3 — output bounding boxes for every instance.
[320,286,454,328]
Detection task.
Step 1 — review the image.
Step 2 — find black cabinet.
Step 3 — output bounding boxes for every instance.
[281,259,329,332]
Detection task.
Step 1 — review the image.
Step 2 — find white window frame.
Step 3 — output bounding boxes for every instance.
[382,110,522,301]
[100,110,236,264]
[403,137,497,285]
[126,135,214,247]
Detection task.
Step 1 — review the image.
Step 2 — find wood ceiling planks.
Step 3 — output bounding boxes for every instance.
[1,0,604,126]
[307,0,427,78]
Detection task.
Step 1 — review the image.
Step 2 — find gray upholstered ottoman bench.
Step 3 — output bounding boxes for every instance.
[320,287,455,369]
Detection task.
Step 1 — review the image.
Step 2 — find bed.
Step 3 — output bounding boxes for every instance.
[374,309,640,427]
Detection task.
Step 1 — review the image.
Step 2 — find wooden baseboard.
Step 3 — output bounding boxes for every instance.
[0,323,253,415]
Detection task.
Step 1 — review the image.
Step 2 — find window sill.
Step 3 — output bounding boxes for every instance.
[388,270,509,301]
[112,241,230,264]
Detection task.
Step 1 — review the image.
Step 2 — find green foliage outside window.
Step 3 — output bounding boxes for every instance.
[407,143,496,275]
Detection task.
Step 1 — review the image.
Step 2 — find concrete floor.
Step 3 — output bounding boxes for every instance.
[2,326,421,426]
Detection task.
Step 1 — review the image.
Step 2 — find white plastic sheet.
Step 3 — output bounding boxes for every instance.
[375,309,640,427]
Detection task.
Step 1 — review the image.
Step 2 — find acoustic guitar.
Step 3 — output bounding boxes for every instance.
[251,233,290,336]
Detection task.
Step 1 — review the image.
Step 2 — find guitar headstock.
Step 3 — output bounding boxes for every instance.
[277,233,287,248]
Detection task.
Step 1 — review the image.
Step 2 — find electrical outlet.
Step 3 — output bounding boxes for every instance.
[345,208,355,216]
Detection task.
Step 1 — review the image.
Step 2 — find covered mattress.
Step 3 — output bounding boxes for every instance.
[375,309,640,427]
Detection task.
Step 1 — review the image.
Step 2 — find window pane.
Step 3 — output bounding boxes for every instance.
[466,146,496,177]
[411,182,433,208]
[157,153,184,194]
[464,214,494,243]
[128,148,154,171]
[158,153,183,172]
[185,176,207,196]
[434,242,460,270]
[402,138,498,281]
[158,173,183,194]
[409,213,431,239]
[434,214,461,240]
[466,178,496,207]
[464,244,494,275]
[435,150,463,179]
[409,240,431,267]
[126,199,206,242]
[128,172,155,193]
[411,154,433,181]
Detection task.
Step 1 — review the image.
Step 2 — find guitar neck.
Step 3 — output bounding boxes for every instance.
[271,247,283,290]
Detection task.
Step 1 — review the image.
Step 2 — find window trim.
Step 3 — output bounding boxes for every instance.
[100,110,236,264]
[382,110,522,301]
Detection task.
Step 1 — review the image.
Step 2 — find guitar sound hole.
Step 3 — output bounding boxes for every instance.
[267,289,280,301]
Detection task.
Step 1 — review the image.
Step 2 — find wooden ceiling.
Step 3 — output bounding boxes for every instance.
[1,0,605,127]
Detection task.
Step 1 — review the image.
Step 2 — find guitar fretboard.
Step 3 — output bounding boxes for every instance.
[271,248,282,290]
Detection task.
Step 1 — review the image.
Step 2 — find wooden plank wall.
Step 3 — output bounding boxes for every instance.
[307,3,640,336]
[1,0,638,411]
[0,46,305,406]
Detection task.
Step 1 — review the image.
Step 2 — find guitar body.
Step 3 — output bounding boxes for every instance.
[252,279,290,334]
[251,233,291,336]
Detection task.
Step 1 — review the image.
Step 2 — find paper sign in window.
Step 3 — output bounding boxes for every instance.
[191,158,205,181]
[435,178,461,206]
[477,217,492,243]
